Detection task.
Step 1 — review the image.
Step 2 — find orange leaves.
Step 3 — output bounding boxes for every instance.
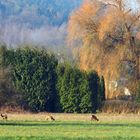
[98,10,116,41]
[68,0,121,43]
[68,0,140,45]
[67,0,99,43]
[67,0,140,99]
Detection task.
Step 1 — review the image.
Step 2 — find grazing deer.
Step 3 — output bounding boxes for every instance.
[91,115,99,121]
[46,114,55,121]
[1,114,8,120]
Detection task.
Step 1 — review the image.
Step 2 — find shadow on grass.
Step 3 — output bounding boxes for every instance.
[0,121,140,128]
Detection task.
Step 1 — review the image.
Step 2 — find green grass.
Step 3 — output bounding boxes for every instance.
[0,120,140,140]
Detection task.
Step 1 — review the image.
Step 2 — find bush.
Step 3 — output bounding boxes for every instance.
[2,45,104,113]
[0,45,18,107]
[87,71,100,112]
[5,47,58,112]
[98,76,105,107]
[56,64,84,113]
[56,64,100,113]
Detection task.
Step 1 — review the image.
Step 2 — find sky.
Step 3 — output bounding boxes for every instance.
[131,0,140,10]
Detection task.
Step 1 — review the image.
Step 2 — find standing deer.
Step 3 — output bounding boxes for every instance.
[91,115,99,121]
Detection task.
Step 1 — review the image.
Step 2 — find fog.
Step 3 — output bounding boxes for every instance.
[0,23,67,48]
[0,0,82,48]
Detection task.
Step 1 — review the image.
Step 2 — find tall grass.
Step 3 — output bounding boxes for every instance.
[101,100,140,114]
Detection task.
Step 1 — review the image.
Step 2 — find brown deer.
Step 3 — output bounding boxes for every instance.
[91,115,99,121]
[46,114,55,121]
[1,114,8,120]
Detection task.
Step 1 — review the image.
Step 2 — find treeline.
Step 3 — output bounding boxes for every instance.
[0,45,105,113]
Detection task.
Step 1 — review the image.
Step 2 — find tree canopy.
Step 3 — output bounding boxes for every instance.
[68,0,140,98]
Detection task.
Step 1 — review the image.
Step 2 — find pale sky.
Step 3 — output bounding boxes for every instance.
[129,0,139,11]
[130,0,138,7]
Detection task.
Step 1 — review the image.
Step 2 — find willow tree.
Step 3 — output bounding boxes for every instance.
[68,0,140,98]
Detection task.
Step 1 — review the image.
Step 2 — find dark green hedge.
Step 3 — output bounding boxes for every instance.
[56,64,104,113]
[1,46,105,112]
[4,47,58,112]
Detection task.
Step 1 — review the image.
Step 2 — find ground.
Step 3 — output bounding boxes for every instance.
[0,113,140,140]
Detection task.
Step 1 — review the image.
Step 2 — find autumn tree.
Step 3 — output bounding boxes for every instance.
[68,0,140,98]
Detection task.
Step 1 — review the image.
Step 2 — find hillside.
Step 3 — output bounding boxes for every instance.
[0,0,82,26]
[0,0,82,46]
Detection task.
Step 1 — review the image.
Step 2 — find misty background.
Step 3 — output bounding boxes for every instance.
[0,0,82,49]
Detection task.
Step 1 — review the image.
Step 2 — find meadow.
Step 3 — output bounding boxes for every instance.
[0,113,140,140]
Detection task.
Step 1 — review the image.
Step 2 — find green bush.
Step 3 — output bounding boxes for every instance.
[5,47,58,112]
[87,71,100,112]
[56,64,100,113]
[99,76,105,101]
[57,64,81,112]
[2,45,105,113]
[0,45,17,106]
[98,76,105,108]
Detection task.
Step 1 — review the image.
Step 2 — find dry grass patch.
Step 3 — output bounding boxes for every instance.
[1,113,140,123]
[101,100,140,114]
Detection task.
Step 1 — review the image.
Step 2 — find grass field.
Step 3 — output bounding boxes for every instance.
[0,113,140,140]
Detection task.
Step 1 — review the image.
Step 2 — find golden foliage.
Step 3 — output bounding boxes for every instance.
[98,8,119,41]
[68,0,140,98]
[67,0,99,43]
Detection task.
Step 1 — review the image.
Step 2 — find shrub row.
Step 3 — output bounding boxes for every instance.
[0,46,105,112]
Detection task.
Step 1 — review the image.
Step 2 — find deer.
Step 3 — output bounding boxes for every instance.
[46,113,55,121]
[1,114,8,120]
[91,114,99,121]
